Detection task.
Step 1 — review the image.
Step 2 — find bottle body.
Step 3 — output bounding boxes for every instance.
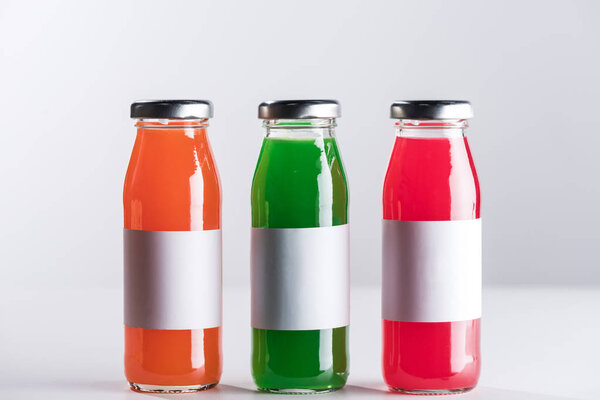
[382,119,481,394]
[251,118,349,393]
[123,118,222,392]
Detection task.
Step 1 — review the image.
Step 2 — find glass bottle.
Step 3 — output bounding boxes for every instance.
[251,100,350,393]
[123,100,222,393]
[382,101,481,394]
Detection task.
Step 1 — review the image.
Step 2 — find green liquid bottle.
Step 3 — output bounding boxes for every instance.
[251,100,349,393]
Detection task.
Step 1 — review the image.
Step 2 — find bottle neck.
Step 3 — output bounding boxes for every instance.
[395,119,468,138]
[263,118,336,139]
[135,118,209,136]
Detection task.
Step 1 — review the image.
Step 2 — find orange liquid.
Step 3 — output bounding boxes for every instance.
[123,120,222,387]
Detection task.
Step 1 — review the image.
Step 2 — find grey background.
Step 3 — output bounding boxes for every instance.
[1,0,598,290]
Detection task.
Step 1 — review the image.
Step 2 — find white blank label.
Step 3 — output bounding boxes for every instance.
[382,219,481,322]
[124,229,222,330]
[251,225,350,330]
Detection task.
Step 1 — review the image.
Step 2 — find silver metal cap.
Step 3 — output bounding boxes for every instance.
[258,100,341,119]
[131,100,213,119]
[390,100,473,120]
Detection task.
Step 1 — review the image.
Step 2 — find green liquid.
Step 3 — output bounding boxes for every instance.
[251,136,349,391]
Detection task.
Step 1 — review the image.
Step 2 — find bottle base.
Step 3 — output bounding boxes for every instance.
[388,386,475,395]
[129,382,218,393]
[258,387,342,395]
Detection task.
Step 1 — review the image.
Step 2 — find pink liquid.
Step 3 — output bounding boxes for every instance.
[382,135,481,392]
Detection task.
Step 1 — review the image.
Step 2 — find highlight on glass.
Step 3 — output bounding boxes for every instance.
[382,100,481,394]
[123,100,222,393]
[250,100,350,394]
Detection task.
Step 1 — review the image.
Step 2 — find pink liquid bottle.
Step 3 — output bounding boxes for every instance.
[382,101,481,394]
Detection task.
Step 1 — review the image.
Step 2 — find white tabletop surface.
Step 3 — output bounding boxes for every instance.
[0,285,598,400]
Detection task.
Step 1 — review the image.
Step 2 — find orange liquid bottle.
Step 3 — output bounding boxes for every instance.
[123,100,222,393]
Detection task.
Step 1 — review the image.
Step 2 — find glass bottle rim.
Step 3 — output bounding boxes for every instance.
[134,118,209,129]
[263,118,336,129]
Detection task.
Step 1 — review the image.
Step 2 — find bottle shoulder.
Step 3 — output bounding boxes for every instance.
[383,137,480,220]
